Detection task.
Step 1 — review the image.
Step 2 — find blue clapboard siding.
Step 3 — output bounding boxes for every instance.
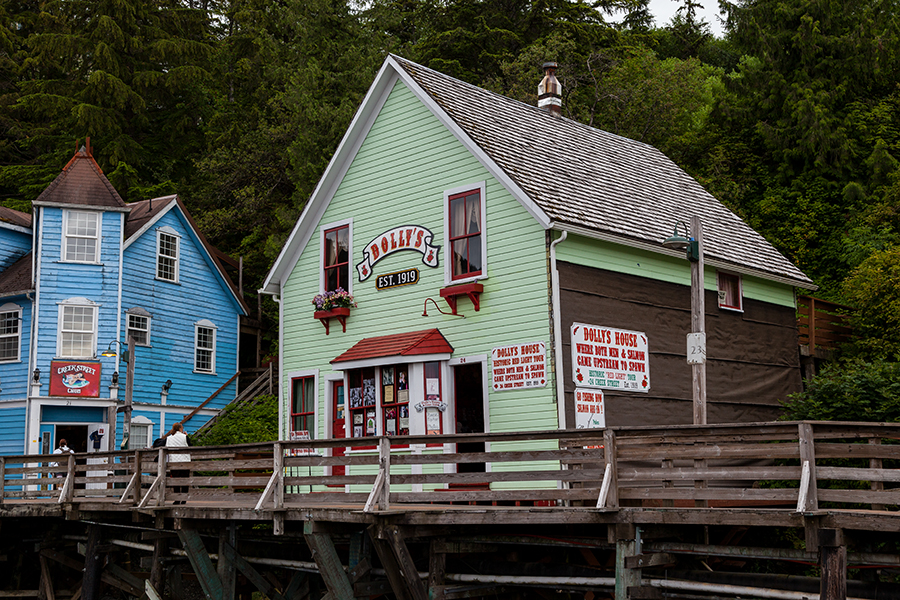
[0,227,31,271]
[121,206,241,412]
[0,299,31,402]
[34,207,124,394]
[0,405,26,455]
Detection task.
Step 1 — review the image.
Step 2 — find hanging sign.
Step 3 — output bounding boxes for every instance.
[356,225,440,281]
[491,341,547,391]
[570,324,649,392]
[574,389,606,429]
[49,360,101,397]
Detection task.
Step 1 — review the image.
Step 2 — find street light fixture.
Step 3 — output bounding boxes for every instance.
[101,337,136,449]
[662,216,707,425]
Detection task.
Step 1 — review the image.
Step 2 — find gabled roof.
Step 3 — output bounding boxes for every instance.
[124,195,178,240]
[34,144,127,209]
[332,329,453,364]
[0,206,32,230]
[0,253,33,297]
[263,55,813,293]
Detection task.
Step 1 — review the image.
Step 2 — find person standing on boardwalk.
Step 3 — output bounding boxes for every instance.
[165,423,191,504]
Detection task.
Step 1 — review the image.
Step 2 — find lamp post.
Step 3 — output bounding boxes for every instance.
[662,216,707,425]
[101,337,136,449]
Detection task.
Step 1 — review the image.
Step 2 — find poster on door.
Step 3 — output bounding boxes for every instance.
[491,341,547,391]
[570,324,649,392]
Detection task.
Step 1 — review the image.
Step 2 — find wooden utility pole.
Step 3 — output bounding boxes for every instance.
[690,216,707,425]
[122,336,135,450]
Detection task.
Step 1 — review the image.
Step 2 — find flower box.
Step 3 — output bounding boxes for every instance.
[315,307,351,335]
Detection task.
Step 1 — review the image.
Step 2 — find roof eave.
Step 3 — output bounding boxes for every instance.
[33,200,131,213]
[551,222,817,291]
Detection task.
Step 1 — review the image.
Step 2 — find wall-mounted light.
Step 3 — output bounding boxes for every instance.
[422,297,465,318]
[162,379,173,393]
[662,221,700,262]
[101,340,129,362]
[32,368,40,384]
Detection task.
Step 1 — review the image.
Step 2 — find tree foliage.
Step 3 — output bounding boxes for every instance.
[782,360,900,422]
[191,394,278,445]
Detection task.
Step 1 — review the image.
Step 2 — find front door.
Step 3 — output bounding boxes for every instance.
[454,363,485,473]
[332,381,346,477]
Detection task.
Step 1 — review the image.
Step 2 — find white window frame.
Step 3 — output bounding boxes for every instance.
[194,319,217,374]
[62,210,101,263]
[443,181,487,285]
[0,303,22,362]
[57,298,99,358]
[289,369,320,441]
[318,218,353,295]
[156,226,180,283]
[126,308,151,346]
[716,271,743,312]
[131,417,153,449]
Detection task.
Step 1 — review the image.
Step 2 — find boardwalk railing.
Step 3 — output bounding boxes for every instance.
[2,422,898,516]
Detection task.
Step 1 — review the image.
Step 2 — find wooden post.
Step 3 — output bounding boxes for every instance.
[368,525,413,600]
[378,437,391,510]
[428,540,446,600]
[869,437,885,510]
[818,529,846,600]
[690,215,707,425]
[383,526,428,600]
[122,336,135,450]
[603,429,618,509]
[0,456,5,505]
[218,523,237,600]
[157,447,167,505]
[82,525,102,600]
[273,442,284,536]
[149,536,169,595]
[614,524,639,600]
[797,423,818,512]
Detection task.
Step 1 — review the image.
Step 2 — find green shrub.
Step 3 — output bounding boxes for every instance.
[191,394,278,446]
[782,360,900,422]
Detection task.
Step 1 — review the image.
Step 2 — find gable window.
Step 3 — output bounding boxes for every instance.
[717,272,742,311]
[58,300,97,358]
[126,309,151,346]
[323,224,350,292]
[194,320,216,373]
[291,376,316,438]
[157,228,180,282]
[0,304,21,362]
[63,210,100,263]
[444,182,487,283]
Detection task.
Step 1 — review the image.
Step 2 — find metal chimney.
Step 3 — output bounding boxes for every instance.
[538,62,562,116]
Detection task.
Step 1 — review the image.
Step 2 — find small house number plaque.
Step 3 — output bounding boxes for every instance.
[376,268,419,290]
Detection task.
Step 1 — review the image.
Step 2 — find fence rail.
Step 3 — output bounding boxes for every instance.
[797,295,854,353]
[3,422,898,520]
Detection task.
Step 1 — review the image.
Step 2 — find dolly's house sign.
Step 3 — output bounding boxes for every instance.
[356,225,440,281]
[571,324,649,392]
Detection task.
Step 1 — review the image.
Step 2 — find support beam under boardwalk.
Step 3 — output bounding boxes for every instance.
[304,522,355,598]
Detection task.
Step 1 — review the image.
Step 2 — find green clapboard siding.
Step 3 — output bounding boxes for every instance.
[554,233,795,308]
[280,79,556,441]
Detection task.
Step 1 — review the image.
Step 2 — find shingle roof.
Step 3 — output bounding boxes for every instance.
[0,253,32,296]
[332,329,454,364]
[392,56,812,286]
[124,195,177,240]
[0,207,32,229]
[34,145,127,208]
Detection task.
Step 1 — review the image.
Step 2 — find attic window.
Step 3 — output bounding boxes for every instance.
[127,308,151,346]
[63,210,100,263]
[156,228,180,283]
[444,182,487,284]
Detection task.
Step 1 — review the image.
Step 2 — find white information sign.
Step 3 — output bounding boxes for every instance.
[686,332,706,365]
[574,388,606,429]
[571,323,649,392]
[491,341,547,391]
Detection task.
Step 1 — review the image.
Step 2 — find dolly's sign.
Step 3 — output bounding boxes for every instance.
[491,341,547,391]
[50,360,101,397]
[356,225,440,281]
[571,324,649,392]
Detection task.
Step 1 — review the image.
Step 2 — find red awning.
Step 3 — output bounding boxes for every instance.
[331,329,453,365]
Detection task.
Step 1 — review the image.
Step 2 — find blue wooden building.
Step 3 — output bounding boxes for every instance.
[0,144,247,456]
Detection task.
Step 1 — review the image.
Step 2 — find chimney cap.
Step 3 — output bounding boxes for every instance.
[542,62,558,70]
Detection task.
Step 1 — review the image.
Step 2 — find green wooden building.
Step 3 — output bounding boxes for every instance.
[261,56,814,464]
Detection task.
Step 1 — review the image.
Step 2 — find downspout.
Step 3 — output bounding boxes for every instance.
[550,230,568,429]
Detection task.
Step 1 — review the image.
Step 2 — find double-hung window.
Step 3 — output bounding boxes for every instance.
[63,210,100,263]
[157,228,180,282]
[323,224,350,292]
[58,300,97,358]
[0,304,21,362]
[445,182,486,283]
[194,320,216,373]
[127,308,151,346]
[291,376,316,437]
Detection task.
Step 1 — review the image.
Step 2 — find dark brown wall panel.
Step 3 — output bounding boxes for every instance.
[559,262,801,427]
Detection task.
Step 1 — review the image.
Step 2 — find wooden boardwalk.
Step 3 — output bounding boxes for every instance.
[1,422,899,600]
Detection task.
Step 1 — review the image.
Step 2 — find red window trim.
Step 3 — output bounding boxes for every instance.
[717,272,743,311]
[348,367,377,450]
[448,189,482,281]
[324,224,349,292]
[290,376,315,437]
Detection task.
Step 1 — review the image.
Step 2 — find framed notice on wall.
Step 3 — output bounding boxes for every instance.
[570,324,649,392]
[491,341,547,391]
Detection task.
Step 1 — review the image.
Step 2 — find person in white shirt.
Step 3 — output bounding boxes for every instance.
[165,423,191,504]
[50,439,74,488]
